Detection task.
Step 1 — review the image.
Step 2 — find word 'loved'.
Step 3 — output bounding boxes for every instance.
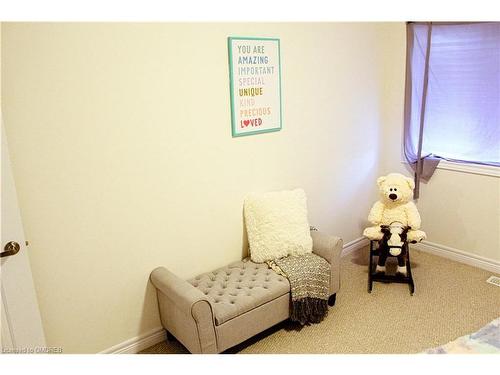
[240,118,262,128]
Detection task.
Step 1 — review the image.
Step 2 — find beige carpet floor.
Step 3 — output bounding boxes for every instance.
[140,247,500,354]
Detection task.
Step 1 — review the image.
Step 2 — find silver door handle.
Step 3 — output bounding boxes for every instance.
[1,241,20,258]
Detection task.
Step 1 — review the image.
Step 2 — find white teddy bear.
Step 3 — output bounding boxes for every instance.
[363,173,426,275]
[363,173,426,245]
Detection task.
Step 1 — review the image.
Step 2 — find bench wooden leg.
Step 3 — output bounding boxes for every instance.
[166,330,175,341]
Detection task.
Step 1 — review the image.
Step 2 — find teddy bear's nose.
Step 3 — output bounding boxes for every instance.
[389,193,397,200]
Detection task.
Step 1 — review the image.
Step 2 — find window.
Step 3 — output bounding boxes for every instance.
[404,22,500,195]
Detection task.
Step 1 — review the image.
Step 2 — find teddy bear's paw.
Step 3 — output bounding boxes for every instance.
[363,226,383,240]
[407,229,426,242]
[375,265,386,274]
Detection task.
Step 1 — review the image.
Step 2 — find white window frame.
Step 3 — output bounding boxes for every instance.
[401,160,499,178]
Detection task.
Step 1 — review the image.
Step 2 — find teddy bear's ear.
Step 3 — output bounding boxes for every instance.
[377,176,386,187]
[406,177,415,190]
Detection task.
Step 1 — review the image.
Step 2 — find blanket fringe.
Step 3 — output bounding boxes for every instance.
[290,297,328,325]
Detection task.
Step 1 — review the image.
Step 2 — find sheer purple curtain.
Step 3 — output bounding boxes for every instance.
[404,22,500,198]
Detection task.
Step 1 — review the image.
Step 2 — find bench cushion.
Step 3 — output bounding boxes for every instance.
[187,258,290,325]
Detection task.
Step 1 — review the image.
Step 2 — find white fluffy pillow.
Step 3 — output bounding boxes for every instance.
[244,188,313,263]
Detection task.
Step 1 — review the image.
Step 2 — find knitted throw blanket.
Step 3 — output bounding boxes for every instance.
[267,253,330,325]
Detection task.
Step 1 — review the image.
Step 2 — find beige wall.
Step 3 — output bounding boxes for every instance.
[0,24,2,107]
[2,23,392,353]
[379,23,500,263]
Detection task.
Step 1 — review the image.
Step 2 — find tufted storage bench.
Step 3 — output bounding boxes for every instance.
[150,230,343,353]
[188,260,290,326]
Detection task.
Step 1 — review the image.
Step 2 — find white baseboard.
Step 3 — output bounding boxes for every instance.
[413,240,500,275]
[100,237,371,354]
[100,238,498,354]
[100,327,165,354]
[339,236,500,275]
[342,237,369,257]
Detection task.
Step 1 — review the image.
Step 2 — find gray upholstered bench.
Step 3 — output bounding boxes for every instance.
[150,230,343,353]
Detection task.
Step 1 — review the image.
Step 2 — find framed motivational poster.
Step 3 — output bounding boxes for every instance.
[228,37,282,137]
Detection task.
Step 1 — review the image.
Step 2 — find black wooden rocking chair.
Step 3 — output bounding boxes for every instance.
[367,223,415,295]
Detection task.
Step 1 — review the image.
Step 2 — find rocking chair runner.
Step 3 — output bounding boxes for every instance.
[367,236,415,295]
